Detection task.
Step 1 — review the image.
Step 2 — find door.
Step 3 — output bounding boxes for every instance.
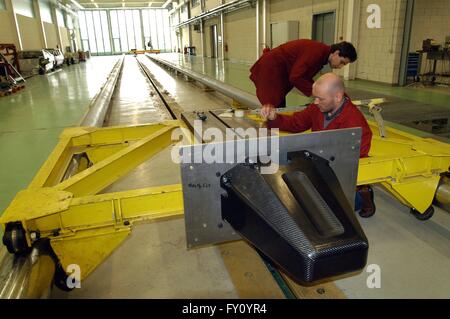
[210,24,218,58]
[312,12,335,73]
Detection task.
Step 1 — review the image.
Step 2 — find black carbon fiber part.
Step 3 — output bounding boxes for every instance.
[220,151,368,284]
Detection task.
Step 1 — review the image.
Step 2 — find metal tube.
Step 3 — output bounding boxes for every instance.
[80,55,124,127]
[436,177,450,206]
[146,53,260,108]
[262,0,266,49]
[0,242,55,299]
[256,0,259,59]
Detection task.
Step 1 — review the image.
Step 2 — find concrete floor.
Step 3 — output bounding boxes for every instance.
[1,54,449,298]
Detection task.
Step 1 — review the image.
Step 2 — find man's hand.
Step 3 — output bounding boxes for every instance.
[260,104,277,121]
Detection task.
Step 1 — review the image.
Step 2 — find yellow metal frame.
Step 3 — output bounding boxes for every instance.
[1,111,449,281]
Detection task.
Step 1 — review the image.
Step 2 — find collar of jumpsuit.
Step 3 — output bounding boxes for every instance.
[323,96,348,128]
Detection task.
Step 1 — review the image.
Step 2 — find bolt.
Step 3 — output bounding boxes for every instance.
[124,220,130,226]
[317,288,326,295]
[30,232,38,241]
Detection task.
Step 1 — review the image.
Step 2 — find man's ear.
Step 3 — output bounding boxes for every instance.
[335,91,344,102]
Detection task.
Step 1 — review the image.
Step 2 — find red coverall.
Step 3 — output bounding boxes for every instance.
[267,98,373,158]
[250,39,331,107]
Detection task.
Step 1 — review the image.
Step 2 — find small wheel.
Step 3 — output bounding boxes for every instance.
[53,263,74,292]
[2,222,29,255]
[410,206,434,221]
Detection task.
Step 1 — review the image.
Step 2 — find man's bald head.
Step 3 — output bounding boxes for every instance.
[312,73,346,114]
[313,73,345,95]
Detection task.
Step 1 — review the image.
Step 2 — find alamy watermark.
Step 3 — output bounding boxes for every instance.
[366,264,381,289]
[170,120,280,174]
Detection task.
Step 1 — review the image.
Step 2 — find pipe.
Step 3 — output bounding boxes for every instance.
[435,176,450,206]
[262,0,266,50]
[176,0,253,28]
[80,55,124,127]
[0,241,55,299]
[146,53,260,108]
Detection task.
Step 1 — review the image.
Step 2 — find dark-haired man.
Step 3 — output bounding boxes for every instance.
[250,40,357,108]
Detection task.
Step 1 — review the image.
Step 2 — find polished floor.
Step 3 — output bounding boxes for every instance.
[1,54,449,298]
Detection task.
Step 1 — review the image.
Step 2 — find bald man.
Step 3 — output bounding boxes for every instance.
[261,73,375,218]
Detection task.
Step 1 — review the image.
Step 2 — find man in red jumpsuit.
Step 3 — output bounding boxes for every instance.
[250,40,357,108]
[261,73,376,218]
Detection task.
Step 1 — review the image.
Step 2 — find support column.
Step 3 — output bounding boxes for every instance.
[51,4,63,49]
[398,0,415,86]
[343,0,361,80]
[6,0,23,50]
[33,0,47,48]
[262,0,266,49]
[200,19,204,57]
[220,12,225,60]
[256,0,259,59]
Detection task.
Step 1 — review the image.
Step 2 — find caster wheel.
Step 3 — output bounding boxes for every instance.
[410,206,434,221]
[2,222,29,255]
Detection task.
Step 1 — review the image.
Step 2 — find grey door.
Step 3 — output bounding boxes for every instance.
[312,12,335,73]
[210,24,218,58]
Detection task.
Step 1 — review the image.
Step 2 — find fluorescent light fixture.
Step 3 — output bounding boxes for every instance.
[122,3,125,7]
[70,0,84,10]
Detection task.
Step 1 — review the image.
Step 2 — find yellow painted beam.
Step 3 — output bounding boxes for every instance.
[55,125,178,197]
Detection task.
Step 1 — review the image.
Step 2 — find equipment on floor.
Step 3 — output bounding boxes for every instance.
[0,50,25,97]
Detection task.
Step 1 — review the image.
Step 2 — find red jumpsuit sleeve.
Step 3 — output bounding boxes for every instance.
[267,105,315,133]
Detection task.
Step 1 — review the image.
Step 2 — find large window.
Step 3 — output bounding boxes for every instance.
[56,8,65,27]
[0,0,7,11]
[78,9,172,55]
[14,0,34,18]
[39,0,52,23]
[78,10,112,55]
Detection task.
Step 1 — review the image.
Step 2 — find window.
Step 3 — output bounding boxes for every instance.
[56,8,65,27]
[77,8,172,55]
[39,0,52,23]
[14,0,35,18]
[66,14,74,29]
[191,0,200,8]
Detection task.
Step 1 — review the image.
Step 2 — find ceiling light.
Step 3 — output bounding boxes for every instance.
[94,3,99,8]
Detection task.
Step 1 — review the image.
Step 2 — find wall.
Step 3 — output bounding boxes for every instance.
[190,24,203,55]
[44,21,58,48]
[60,26,70,51]
[356,0,407,83]
[0,7,19,47]
[410,0,450,51]
[205,0,222,11]
[224,6,256,62]
[16,14,42,50]
[204,17,221,58]
[173,0,411,84]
